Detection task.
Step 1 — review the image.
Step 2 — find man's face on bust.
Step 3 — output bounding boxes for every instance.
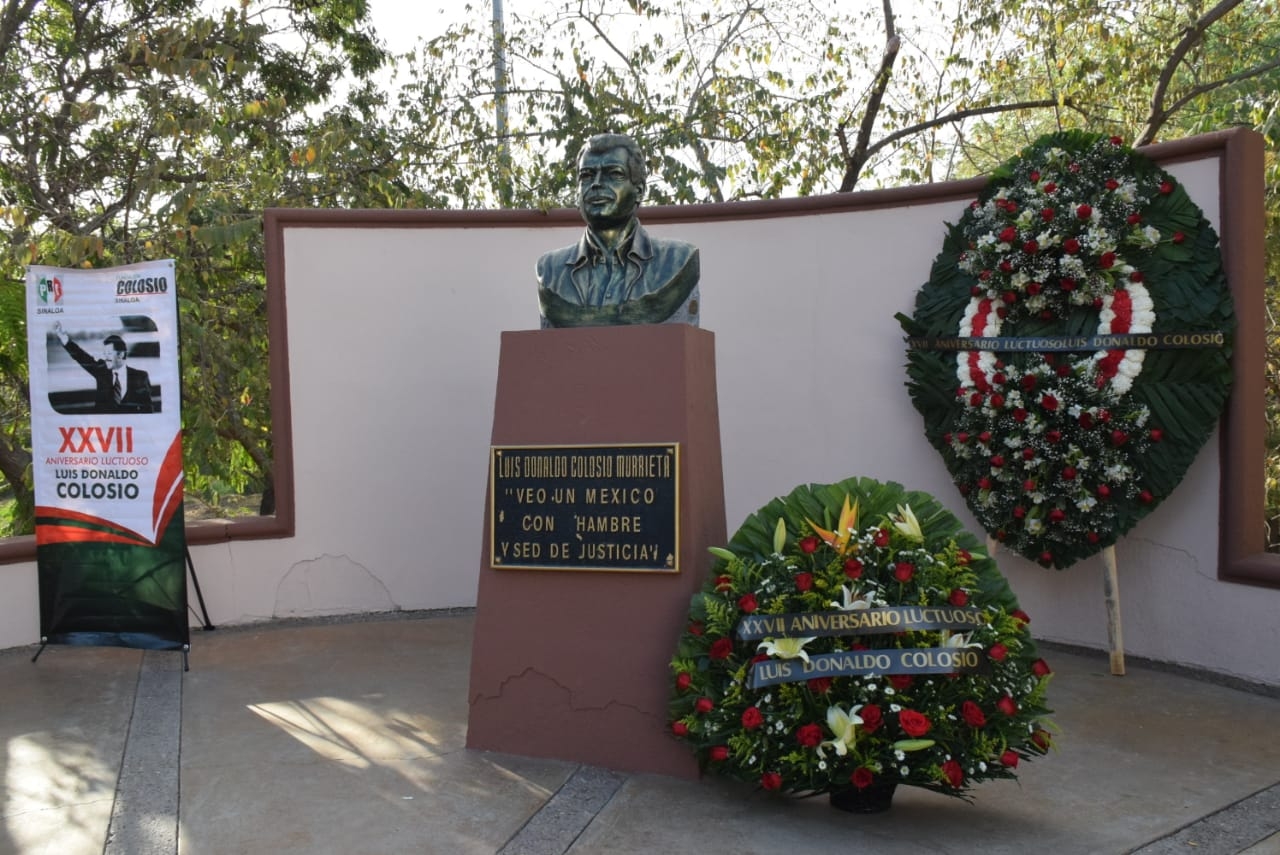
[577,146,640,231]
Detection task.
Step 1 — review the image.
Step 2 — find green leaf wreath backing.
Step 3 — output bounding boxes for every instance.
[900,131,1234,568]
[668,477,1053,800]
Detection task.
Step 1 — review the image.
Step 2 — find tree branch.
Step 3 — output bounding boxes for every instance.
[1137,0,1245,145]
[838,0,900,192]
[840,98,1080,191]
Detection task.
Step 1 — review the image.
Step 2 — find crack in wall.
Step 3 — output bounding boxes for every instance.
[273,553,398,619]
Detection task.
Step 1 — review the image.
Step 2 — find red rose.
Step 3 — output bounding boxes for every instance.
[990,454,1005,468]
[807,677,833,694]
[1127,213,1142,225]
[795,572,814,592]
[988,643,1008,661]
[1099,251,1116,269]
[1000,749,1020,768]
[671,721,689,736]
[1038,551,1054,566]
[1031,729,1052,751]
[844,558,863,579]
[1063,238,1080,254]
[1160,180,1174,194]
[1140,490,1154,504]
[1013,407,1028,422]
[961,700,987,728]
[1087,531,1101,544]
[956,431,969,443]
[898,709,932,737]
[1022,447,1035,461]
[1079,412,1095,429]
[1111,429,1128,447]
[1011,609,1030,626]
[675,672,692,691]
[709,745,729,762]
[688,621,704,636]
[860,704,883,733]
[741,707,765,730]
[695,697,714,714]
[1076,203,1093,219]
[990,393,1005,408]
[874,529,891,547]
[1027,281,1042,295]
[714,574,733,592]
[999,226,1018,242]
[1022,479,1037,492]
[978,477,993,491]
[798,536,819,554]
[1049,508,1066,523]
[1044,181,1057,193]
[999,260,1014,274]
[1040,394,1059,412]
[1097,484,1112,499]
[851,767,875,790]
[1129,270,1144,283]
[1032,658,1052,677]
[1060,276,1077,290]
[796,723,823,748]
[1023,240,1039,254]
[1105,178,1119,190]
[1109,135,1123,145]
[759,772,784,792]
[996,694,1018,716]
[1040,207,1054,221]
[889,674,914,691]
[1172,231,1185,244]
[941,759,964,788]
[1029,170,1041,182]
[957,549,972,565]
[709,638,734,660]
[894,562,915,583]
[751,652,770,664]
[1150,428,1164,442]
[969,392,984,407]
[738,593,758,613]
[1013,506,1027,520]
[978,430,992,443]
[1001,289,1017,304]
[949,589,969,607]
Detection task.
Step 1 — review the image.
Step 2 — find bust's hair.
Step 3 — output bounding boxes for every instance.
[581,133,647,189]
[103,334,127,355]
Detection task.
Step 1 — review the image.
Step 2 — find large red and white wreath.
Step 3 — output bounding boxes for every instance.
[901,131,1233,568]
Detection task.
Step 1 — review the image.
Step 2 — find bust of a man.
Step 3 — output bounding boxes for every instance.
[536,133,700,328]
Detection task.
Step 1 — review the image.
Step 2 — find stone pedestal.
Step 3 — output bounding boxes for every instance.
[466,324,725,778]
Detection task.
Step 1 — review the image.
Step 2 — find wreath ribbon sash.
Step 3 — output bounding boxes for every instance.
[906,331,1226,352]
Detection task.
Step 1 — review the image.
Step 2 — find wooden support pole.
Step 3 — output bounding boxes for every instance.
[1101,545,1125,675]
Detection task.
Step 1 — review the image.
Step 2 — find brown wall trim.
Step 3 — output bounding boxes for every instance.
[1,129,1268,587]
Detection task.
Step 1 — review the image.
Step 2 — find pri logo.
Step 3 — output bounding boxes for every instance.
[37,276,63,304]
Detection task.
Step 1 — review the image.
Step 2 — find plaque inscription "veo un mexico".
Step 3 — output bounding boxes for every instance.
[489,443,680,572]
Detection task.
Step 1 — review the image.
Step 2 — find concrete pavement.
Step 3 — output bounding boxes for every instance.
[3,611,1279,855]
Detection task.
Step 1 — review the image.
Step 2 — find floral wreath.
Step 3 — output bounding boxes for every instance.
[899,131,1233,568]
[668,478,1053,801]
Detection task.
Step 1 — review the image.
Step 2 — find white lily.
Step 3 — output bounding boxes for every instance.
[830,585,872,612]
[757,637,816,662]
[892,504,924,542]
[818,704,863,758]
[941,630,983,649]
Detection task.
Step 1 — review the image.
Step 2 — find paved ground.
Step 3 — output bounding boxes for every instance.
[2,611,1279,855]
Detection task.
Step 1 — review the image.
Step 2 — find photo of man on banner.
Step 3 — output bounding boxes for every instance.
[50,320,157,414]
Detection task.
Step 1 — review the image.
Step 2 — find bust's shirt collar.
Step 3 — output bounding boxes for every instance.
[570,218,651,268]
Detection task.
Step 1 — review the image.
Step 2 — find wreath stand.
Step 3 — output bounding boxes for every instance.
[989,536,1126,675]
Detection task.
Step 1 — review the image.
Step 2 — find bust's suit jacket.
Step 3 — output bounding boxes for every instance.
[536,220,700,327]
[63,339,155,414]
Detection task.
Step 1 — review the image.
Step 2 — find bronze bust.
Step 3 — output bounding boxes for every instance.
[537,133,700,328]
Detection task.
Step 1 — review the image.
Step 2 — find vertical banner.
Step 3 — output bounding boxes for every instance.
[26,260,188,651]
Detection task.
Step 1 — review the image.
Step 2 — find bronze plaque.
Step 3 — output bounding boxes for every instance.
[490,443,679,572]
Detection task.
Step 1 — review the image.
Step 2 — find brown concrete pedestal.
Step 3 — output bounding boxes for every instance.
[466,325,726,778]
